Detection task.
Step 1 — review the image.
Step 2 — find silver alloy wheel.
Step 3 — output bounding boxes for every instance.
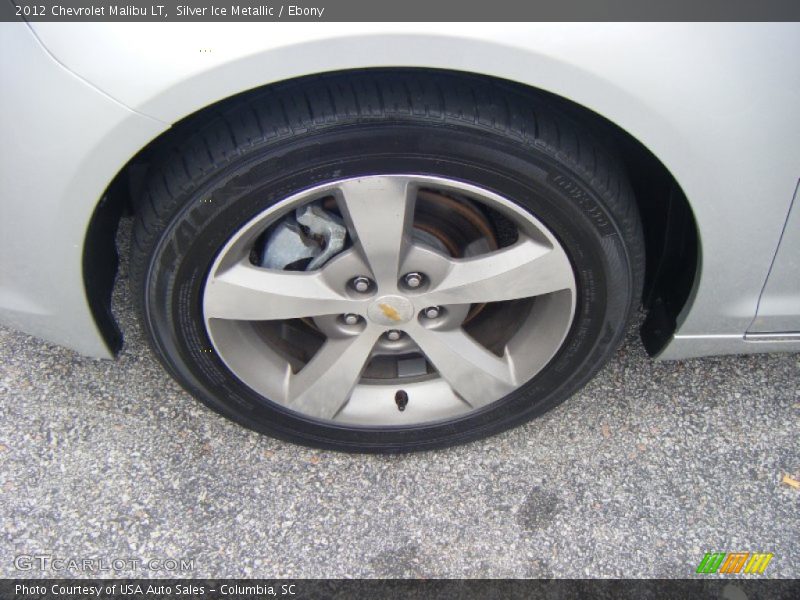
[202,175,576,425]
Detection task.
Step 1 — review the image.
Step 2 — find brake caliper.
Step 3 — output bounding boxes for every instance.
[260,202,347,271]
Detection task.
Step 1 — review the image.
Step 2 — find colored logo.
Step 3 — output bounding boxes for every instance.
[368,295,414,325]
[696,552,774,574]
[379,303,403,322]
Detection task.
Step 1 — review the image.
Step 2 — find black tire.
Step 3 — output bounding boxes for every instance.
[130,71,644,452]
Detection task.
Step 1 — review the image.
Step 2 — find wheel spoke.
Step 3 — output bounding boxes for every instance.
[417,237,575,306]
[204,260,360,321]
[286,326,381,420]
[408,324,517,408]
[336,177,416,287]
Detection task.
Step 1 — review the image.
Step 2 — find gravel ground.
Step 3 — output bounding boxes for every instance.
[0,218,798,579]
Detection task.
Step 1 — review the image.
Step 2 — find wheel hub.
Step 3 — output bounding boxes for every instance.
[368,295,414,326]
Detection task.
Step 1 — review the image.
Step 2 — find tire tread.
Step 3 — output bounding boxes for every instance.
[133,71,644,320]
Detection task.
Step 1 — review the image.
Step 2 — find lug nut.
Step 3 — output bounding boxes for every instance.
[386,330,402,341]
[403,272,424,288]
[351,276,372,293]
[423,306,441,319]
[343,313,360,325]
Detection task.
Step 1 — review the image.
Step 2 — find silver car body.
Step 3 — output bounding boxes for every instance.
[1,22,799,359]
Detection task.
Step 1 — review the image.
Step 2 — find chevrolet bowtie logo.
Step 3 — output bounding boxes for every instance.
[378,303,403,322]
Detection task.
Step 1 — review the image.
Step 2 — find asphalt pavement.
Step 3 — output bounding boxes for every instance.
[0,218,798,578]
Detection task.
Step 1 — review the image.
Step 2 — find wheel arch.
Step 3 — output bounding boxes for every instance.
[83,67,699,357]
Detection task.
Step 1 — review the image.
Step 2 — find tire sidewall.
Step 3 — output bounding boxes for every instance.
[142,122,633,451]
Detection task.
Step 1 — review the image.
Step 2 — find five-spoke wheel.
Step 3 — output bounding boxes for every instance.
[203,175,576,424]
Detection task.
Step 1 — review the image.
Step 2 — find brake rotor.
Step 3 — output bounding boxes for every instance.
[414,189,498,323]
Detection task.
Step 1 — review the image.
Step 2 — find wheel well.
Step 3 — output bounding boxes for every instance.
[84,68,699,357]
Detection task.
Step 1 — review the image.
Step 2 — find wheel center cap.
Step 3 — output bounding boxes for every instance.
[368,295,414,326]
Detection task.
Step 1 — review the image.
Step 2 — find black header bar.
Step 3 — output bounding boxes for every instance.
[4,0,800,22]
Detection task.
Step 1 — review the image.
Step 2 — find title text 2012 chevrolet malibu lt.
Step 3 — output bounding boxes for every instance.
[1,23,798,451]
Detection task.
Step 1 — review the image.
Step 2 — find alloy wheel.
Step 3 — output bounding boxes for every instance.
[202,175,577,425]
